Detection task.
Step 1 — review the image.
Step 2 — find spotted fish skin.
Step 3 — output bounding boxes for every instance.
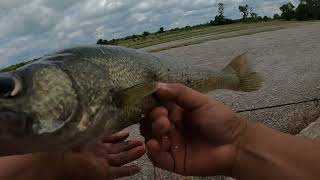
[0,45,262,155]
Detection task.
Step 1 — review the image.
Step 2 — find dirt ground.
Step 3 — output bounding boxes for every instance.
[124,21,320,180]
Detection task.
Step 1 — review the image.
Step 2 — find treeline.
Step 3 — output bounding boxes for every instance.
[275,0,320,20]
[96,2,272,45]
[96,26,201,45]
[97,27,164,45]
[97,0,320,45]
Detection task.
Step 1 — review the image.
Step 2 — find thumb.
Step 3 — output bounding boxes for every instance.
[156,83,210,110]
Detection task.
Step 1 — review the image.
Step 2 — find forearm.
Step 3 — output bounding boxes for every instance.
[0,153,61,180]
[0,152,96,180]
[232,120,320,180]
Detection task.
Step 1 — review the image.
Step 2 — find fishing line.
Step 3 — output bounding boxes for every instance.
[236,98,320,113]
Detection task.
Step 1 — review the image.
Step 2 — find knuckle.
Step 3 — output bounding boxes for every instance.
[176,84,188,96]
[149,106,167,120]
[172,83,186,92]
[108,155,122,165]
[156,106,168,115]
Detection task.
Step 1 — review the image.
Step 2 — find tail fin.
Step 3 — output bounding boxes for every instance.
[223,53,263,92]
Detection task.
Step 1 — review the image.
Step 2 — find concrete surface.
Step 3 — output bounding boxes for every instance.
[298,117,320,140]
[124,22,320,180]
[141,22,308,53]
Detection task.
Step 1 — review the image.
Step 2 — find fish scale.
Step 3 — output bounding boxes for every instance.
[0,45,262,155]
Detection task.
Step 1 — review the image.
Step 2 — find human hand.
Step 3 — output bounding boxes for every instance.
[0,131,146,180]
[58,131,146,180]
[140,83,247,176]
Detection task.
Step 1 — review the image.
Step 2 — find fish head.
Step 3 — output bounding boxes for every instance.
[0,63,79,153]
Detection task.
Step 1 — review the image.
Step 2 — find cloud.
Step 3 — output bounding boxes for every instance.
[0,0,299,68]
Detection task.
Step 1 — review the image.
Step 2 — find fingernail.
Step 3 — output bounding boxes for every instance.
[156,82,169,90]
[119,130,129,135]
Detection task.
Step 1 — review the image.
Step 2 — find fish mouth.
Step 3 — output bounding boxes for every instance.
[0,111,34,140]
[0,75,23,98]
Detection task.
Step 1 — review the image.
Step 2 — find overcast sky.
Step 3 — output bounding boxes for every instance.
[0,0,298,68]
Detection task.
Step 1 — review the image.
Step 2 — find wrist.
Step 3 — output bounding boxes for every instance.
[230,121,283,179]
[7,153,61,180]
[230,119,257,179]
[229,119,320,180]
[33,153,62,180]
[217,115,249,177]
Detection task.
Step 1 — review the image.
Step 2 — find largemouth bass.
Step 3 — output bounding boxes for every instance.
[0,45,262,155]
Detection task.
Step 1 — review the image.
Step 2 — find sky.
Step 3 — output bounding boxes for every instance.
[0,0,298,68]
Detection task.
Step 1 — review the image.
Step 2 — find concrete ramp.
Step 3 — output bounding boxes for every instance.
[125,22,320,180]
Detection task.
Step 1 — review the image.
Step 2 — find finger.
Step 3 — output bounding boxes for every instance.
[170,129,186,175]
[166,103,184,128]
[152,116,172,137]
[108,146,146,166]
[161,136,171,152]
[110,165,140,179]
[104,140,144,154]
[156,83,211,110]
[140,107,168,139]
[148,107,168,121]
[101,131,129,143]
[146,139,174,171]
[147,107,172,137]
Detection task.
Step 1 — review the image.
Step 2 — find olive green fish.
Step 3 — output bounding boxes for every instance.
[0,45,262,155]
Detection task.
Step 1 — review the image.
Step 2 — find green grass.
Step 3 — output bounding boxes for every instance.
[116,20,300,50]
[0,59,39,73]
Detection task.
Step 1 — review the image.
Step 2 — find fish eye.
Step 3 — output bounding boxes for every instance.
[0,76,22,98]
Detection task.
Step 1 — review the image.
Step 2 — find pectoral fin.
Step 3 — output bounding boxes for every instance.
[117,82,157,107]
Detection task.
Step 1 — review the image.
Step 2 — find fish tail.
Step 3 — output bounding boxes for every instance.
[223,52,263,92]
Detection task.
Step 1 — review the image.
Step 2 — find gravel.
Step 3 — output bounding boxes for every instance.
[124,22,320,180]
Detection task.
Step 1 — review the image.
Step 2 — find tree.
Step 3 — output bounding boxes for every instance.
[251,13,258,20]
[97,39,103,44]
[212,2,228,25]
[280,2,296,20]
[184,26,192,30]
[263,16,270,21]
[214,15,224,25]
[158,27,165,33]
[257,16,263,21]
[249,7,257,20]
[239,4,249,20]
[304,0,320,19]
[296,2,310,20]
[142,31,150,38]
[273,13,281,19]
[110,39,118,45]
[218,2,224,18]
[295,0,320,20]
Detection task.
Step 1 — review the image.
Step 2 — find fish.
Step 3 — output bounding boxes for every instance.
[0,45,263,155]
